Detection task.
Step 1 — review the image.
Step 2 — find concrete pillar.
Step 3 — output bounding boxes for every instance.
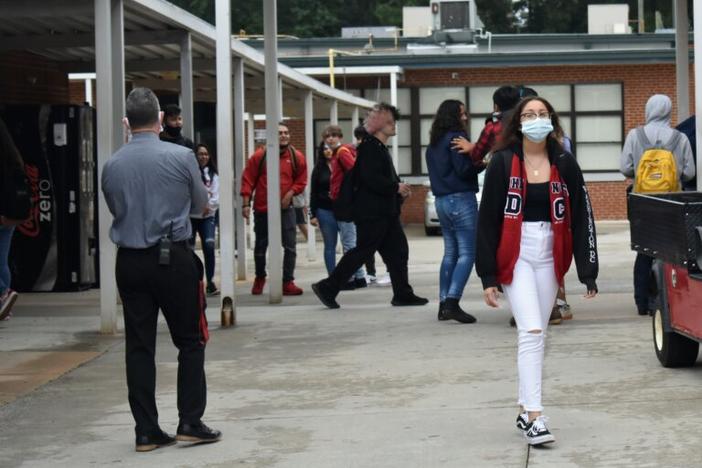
[352,107,360,132]
[695,0,702,191]
[264,0,283,303]
[329,100,338,125]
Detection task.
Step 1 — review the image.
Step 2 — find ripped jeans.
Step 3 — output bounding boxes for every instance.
[190,216,217,285]
[502,222,559,412]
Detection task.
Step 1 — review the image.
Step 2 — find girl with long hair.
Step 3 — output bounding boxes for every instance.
[309,141,338,274]
[476,96,598,445]
[425,99,482,324]
[190,143,220,296]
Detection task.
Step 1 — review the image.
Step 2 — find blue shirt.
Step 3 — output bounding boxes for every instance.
[425,131,480,197]
[102,132,208,248]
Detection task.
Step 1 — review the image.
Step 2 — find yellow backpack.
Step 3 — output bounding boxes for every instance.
[633,127,682,193]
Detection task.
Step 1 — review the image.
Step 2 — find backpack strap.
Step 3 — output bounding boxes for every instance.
[635,127,653,150]
[664,131,682,152]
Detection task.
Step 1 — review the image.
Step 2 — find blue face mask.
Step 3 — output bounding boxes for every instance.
[521,118,553,143]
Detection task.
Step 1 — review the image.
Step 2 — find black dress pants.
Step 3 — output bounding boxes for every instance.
[116,243,206,437]
[328,216,413,299]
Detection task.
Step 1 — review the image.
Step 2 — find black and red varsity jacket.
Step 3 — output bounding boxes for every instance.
[475,142,598,292]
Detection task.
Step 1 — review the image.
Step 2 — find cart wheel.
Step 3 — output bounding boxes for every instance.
[653,308,699,367]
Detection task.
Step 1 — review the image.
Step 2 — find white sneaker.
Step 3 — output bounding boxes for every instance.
[376,274,391,287]
[367,275,377,284]
[524,416,555,446]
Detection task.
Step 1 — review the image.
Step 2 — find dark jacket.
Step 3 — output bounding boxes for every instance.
[476,141,598,291]
[159,131,194,149]
[310,161,333,218]
[425,130,480,197]
[352,134,402,222]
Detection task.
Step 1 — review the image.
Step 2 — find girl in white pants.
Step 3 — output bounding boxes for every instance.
[502,222,560,436]
[476,96,599,446]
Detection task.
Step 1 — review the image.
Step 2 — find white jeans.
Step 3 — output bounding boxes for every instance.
[502,222,559,412]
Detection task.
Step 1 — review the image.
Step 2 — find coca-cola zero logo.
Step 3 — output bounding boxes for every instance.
[17,164,52,238]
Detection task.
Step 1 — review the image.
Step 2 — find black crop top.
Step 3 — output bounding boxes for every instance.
[524,182,550,222]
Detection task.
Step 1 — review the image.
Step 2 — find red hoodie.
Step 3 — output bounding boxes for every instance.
[240,146,307,213]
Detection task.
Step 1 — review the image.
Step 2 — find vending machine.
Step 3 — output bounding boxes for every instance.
[2,104,97,292]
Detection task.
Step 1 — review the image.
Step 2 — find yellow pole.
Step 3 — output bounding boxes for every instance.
[328,48,335,88]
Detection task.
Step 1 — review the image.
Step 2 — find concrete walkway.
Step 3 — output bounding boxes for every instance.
[0,222,700,467]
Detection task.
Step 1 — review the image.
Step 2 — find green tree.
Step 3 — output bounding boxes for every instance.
[475,0,515,33]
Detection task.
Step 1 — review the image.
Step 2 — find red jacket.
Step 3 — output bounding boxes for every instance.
[240,146,307,213]
[329,144,356,201]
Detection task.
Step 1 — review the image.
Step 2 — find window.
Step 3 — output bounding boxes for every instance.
[573,84,623,171]
[420,87,465,115]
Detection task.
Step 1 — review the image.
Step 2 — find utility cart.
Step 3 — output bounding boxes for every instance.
[628,192,702,367]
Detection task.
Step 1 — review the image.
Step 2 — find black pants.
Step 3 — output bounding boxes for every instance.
[328,216,413,299]
[634,252,654,313]
[254,208,297,282]
[116,243,206,437]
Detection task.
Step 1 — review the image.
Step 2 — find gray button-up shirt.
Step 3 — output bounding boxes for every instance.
[102,132,208,248]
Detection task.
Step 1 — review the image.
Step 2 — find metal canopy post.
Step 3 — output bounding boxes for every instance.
[180,31,194,140]
[264,0,283,303]
[304,90,316,261]
[215,0,236,323]
[695,0,702,192]
[233,57,247,281]
[94,0,123,334]
[352,107,360,132]
[673,0,690,122]
[330,100,338,125]
[390,71,399,170]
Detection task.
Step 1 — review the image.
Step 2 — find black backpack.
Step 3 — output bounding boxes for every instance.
[333,164,357,222]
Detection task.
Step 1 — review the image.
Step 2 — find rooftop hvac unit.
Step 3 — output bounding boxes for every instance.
[430,0,480,43]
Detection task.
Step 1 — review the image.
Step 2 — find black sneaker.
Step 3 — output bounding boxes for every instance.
[523,416,555,446]
[206,283,220,297]
[135,430,176,452]
[312,281,340,309]
[391,294,429,306]
[339,281,356,291]
[437,301,448,321]
[516,412,529,432]
[354,277,368,289]
[176,422,222,444]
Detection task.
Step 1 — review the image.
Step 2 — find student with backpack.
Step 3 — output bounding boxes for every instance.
[620,94,695,316]
[240,123,308,296]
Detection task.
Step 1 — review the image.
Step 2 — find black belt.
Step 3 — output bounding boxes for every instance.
[119,240,190,252]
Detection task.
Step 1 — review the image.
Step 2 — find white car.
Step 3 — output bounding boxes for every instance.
[424,172,484,236]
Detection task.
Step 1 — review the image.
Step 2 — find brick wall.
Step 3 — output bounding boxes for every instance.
[0,52,69,104]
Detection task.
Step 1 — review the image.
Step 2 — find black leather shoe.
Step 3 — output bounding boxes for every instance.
[441,298,476,324]
[391,294,429,306]
[176,422,222,444]
[312,281,340,309]
[135,430,176,452]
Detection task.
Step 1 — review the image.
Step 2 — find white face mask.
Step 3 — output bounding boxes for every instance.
[521,118,553,143]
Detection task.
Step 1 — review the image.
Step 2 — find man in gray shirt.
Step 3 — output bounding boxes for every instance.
[102,87,220,452]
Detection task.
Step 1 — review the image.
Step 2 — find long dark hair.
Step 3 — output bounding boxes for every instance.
[429,99,465,147]
[494,96,565,153]
[194,143,218,183]
[316,141,330,166]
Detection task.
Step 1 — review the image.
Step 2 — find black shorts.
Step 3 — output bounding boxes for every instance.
[295,207,306,225]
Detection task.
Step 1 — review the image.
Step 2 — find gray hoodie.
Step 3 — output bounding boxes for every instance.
[620,94,695,182]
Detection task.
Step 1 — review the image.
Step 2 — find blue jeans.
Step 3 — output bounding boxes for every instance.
[338,220,365,280]
[0,225,14,295]
[435,192,478,301]
[316,208,339,275]
[190,216,216,285]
